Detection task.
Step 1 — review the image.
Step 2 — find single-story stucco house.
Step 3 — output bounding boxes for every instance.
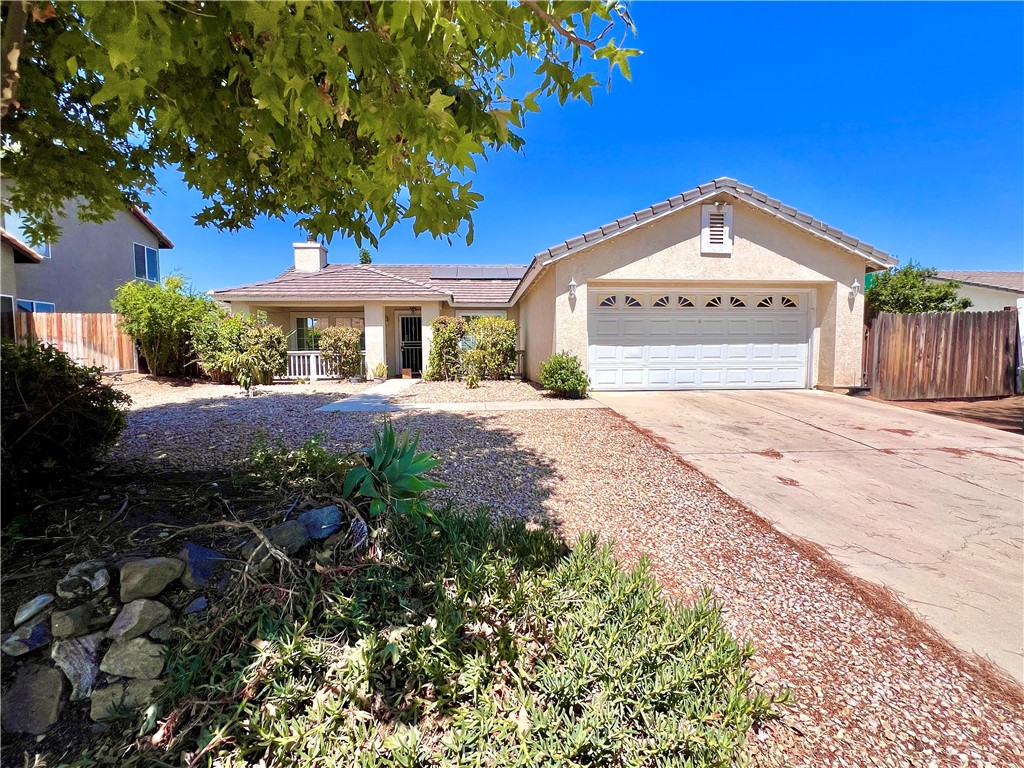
[927,271,1024,313]
[211,177,897,391]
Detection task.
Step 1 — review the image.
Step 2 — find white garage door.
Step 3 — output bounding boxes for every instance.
[588,289,810,391]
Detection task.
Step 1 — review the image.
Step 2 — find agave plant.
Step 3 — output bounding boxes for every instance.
[343,421,444,517]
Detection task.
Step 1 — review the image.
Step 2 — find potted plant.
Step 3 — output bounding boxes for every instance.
[371,362,388,383]
[539,351,589,399]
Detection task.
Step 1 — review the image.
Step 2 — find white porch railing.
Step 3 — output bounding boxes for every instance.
[280,351,365,381]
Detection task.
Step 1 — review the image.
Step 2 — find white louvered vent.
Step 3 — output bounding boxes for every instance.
[701,203,733,255]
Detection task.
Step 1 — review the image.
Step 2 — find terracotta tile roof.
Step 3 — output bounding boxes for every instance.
[211,264,524,305]
[532,177,896,268]
[932,271,1024,293]
[0,227,44,263]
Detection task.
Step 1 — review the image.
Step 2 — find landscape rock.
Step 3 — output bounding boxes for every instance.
[51,632,104,700]
[240,519,309,564]
[1,664,65,734]
[14,594,55,627]
[51,604,94,638]
[148,623,173,643]
[350,516,369,552]
[297,505,343,540]
[119,557,184,602]
[100,638,166,679]
[176,543,227,589]
[108,600,171,642]
[183,596,208,615]
[2,611,52,656]
[56,561,110,600]
[89,679,163,721]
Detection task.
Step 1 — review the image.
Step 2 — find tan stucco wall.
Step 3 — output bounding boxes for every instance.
[541,198,867,388]
[1,245,17,299]
[517,267,557,381]
[10,203,163,313]
[927,282,1022,313]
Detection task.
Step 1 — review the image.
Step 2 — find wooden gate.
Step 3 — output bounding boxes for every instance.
[14,312,138,373]
[867,311,1018,400]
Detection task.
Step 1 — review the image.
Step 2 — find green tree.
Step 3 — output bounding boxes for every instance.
[358,247,372,265]
[1,1,638,245]
[110,275,215,376]
[865,263,972,315]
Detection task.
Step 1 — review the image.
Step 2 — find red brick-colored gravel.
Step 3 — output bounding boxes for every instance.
[108,380,1024,766]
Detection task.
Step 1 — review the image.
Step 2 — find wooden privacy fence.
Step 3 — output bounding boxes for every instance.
[867,310,1018,400]
[14,312,138,373]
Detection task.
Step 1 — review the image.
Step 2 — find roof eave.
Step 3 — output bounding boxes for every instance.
[131,206,174,249]
[0,228,44,263]
[930,277,1023,293]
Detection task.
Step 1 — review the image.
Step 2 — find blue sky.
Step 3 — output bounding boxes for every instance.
[145,1,1024,293]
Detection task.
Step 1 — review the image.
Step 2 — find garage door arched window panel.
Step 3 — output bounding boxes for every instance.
[704,295,723,308]
[652,295,671,308]
[780,296,799,308]
[729,296,747,308]
[678,296,695,308]
[756,296,774,308]
[597,295,618,308]
[623,295,643,308]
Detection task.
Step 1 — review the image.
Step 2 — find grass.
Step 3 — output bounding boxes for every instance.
[136,504,785,767]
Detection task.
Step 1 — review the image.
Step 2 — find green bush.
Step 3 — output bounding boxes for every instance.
[318,325,363,378]
[193,311,287,392]
[463,316,517,380]
[111,275,215,376]
[160,503,785,766]
[539,351,590,396]
[462,348,484,388]
[1,340,130,512]
[426,315,466,380]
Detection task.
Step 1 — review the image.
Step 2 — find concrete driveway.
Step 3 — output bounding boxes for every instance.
[594,389,1024,682]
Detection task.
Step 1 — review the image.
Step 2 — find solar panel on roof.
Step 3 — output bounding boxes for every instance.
[430,265,529,280]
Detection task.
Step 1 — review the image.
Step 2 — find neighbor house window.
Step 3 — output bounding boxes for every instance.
[3,209,51,258]
[16,299,56,312]
[134,243,159,281]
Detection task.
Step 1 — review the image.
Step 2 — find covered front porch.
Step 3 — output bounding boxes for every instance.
[228,300,442,381]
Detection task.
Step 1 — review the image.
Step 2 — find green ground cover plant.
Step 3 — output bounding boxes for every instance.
[111,429,785,767]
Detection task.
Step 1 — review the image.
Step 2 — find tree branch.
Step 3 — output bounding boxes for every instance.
[1,0,29,117]
[522,0,596,51]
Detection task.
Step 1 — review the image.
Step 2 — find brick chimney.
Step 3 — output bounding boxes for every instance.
[293,239,327,272]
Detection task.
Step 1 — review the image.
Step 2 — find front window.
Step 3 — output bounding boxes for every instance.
[3,209,51,258]
[134,243,159,281]
[1,296,13,338]
[16,299,56,312]
[295,317,323,351]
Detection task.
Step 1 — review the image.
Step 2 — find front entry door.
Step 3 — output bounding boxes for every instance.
[398,314,422,376]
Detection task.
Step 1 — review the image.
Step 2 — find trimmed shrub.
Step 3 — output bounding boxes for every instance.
[1,340,130,512]
[319,325,363,378]
[111,275,215,376]
[462,348,484,389]
[463,316,517,380]
[427,315,466,380]
[539,351,590,397]
[193,312,288,392]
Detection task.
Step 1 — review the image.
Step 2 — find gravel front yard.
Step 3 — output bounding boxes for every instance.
[107,377,1024,767]
[392,379,551,403]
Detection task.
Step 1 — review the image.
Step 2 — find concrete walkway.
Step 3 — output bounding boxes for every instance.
[594,389,1024,682]
[317,379,605,413]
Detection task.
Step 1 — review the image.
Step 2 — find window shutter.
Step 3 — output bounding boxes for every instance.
[701,203,733,255]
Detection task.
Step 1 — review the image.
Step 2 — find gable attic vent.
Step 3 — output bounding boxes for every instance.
[701,203,733,255]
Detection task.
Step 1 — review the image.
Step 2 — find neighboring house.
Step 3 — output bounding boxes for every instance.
[0,228,45,338]
[0,199,174,314]
[928,271,1023,312]
[212,177,896,391]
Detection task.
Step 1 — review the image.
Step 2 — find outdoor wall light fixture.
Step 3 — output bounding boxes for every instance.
[852,278,862,294]
[568,277,577,299]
